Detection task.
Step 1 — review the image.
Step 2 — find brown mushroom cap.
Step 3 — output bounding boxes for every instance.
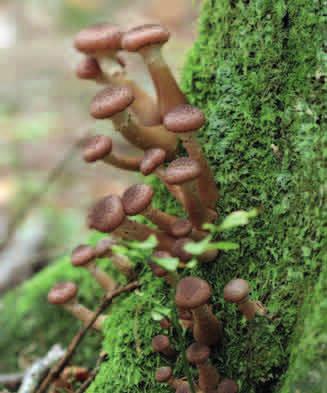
[48,282,77,305]
[152,335,171,352]
[175,277,212,309]
[140,148,167,176]
[223,279,250,304]
[90,86,134,119]
[76,57,102,80]
[88,195,125,232]
[74,23,123,54]
[172,238,193,262]
[165,157,201,185]
[155,367,173,383]
[71,244,95,267]
[149,251,171,277]
[164,104,206,133]
[217,379,239,393]
[170,218,193,238]
[186,343,210,365]
[83,135,112,162]
[122,184,154,216]
[122,24,170,52]
[95,237,117,258]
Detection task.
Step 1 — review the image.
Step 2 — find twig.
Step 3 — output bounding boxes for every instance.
[75,352,108,393]
[18,345,66,393]
[35,281,140,393]
[0,131,89,252]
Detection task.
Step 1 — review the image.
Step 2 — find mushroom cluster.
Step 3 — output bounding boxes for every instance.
[46,22,267,392]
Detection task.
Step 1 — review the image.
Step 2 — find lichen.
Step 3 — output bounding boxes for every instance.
[1,1,326,393]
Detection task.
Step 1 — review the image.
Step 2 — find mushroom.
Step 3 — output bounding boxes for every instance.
[95,237,135,279]
[175,277,222,346]
[90,86,177,156]
[88,195,176,252]
[178,308,194,330]
[75,56,106,84]
[122,184,179,233]
[155,367,186,390]
[170,218,207,241]
[217,379,239,393]
[172,237,218,264]
[186,343,220,393]
[140,148,185,205]
[164,104,219,210]
[47,282,106,331]
[223,279,266,321]
[71,244,117,292]
[152,334,176,358]
[149,251,178,287]
[164,158,213,229]
[159,317,172,329]
[122,24,187,118]
[83,134,142,172]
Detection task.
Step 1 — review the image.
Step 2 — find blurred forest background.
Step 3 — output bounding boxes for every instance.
[0,0,199,293]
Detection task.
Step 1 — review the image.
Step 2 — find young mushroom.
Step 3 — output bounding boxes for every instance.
[75,56,106,84]
[172,237,218,264]
[83,134,141,172]
[170,218,207,241]
[47,282,106,331]
[175,277,222,346]
[140,148,185,205]
[71,244,117,292]
[88,195,176,252]
[122,184,179,233]
[164,158,214,229]
[217,379,239,393]
[152,335,176,358]
[95,237,135,279]
[155,367,186,390]
[122,24,187,118]
[186,343,220,393]
[90,86,177,157]
[223,279,266,321]
[164,104,219,210]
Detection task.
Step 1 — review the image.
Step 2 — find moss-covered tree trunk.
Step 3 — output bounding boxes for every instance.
[0,1,325,393]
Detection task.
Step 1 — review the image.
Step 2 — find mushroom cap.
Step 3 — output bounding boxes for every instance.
[71,244,95,266]
[160,318,171,329]
[122,184,154,215]
[172,238,193,262]
[83,135,112,162]
[175,277,212,309]
[152,335,170,352]
[90,86,134,119]
[122,24,170,52]
[223,279,250,304]
[95,237,117,258]
[217,379,239,393]
[186,343,210,364]
[88,195,125,232]
[48,282,77,305]
[155,367,173,383]
[164,104,205,133]
[170,219,192,238]
[74,23,123,53]
[76,56,102,80]
[149,251,171,277]
[140,148,166,176]
[165,157,201,185]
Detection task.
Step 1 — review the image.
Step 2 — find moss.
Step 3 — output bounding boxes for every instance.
[1,1,326,393]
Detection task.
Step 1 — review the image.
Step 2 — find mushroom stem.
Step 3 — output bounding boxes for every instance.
[179,132,218,211]
[192,305,222,346]
[87,263,117,292]
[155,168,186,206]
[238,297,266,320]
[140,45,187,118]
[141,204,178,233]
[102,150,142,171]
[64,300,105,331]
[111,111,177,156]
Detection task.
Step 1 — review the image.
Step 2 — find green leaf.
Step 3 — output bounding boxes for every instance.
[153,256,179,272]
[184,237,212,255]
[209,241,239,250]
[218,209,258,231]
[128,235,158,250]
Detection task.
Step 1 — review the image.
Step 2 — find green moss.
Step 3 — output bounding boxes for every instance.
[1,1,326,393]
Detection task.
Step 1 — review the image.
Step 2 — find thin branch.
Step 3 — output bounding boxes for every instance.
[35,281,140,393]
